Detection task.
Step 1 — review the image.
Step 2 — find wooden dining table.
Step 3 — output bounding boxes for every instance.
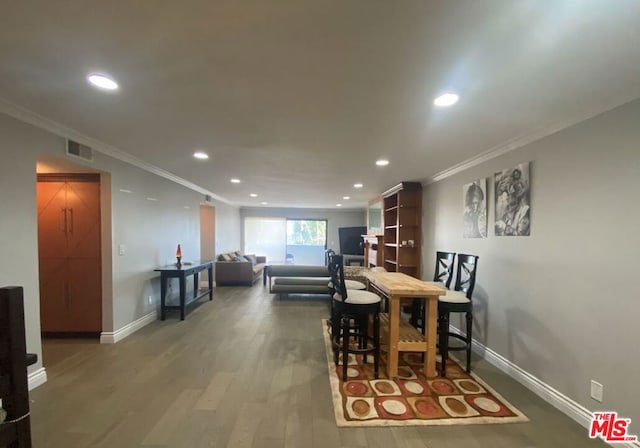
[365,271,446,379]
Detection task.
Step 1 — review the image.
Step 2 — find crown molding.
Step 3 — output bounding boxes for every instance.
[0,98,234,206]
[425,96,639,185]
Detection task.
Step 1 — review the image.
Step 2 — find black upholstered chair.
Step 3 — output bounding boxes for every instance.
[328,253,381,381]
[438,253,479,376]
[411,251,457,328]
[326,248,366,290]
[326,248,367,327]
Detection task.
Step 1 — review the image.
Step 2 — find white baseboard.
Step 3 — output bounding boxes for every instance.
[100,311,157,344]
[450,326,640,448]
[28,367,47,390]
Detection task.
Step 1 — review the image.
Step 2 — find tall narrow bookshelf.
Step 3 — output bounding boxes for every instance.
[382,182,422,278]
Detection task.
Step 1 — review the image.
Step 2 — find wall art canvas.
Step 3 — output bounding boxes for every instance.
[494,162,530,236]
[463,179,487,238]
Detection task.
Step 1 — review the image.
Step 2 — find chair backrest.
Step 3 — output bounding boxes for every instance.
[434,251,456,288]
[325,248,336,266]
[327,253,347,299]
[453,254,479,299]
[0,286,33,447]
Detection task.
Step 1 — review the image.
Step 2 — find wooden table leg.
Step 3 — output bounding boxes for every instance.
[424,296,438,378]
[387,295,400,379]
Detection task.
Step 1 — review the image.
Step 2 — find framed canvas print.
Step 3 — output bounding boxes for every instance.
[494,162,530,236]
[463,179,487,238]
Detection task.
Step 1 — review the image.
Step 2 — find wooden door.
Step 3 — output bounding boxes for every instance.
[68,258,102,331]
[65,179,101,331]
[65,180,101,258]
[37,174,102,334]
[38,257,70,332]
[37,181,70,331]
[37,181,68,259]
[200,204,216,286]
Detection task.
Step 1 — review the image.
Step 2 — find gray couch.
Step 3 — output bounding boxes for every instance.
[215,251,267,286]
[266,265,331,296]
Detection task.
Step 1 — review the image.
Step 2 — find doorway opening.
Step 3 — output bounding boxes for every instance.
[200,204,216,285]
[36,155,110,343]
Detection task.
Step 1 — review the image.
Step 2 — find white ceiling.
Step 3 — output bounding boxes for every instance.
[1,1,640,208]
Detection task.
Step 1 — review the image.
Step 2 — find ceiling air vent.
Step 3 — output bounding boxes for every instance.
[66,139,93,162]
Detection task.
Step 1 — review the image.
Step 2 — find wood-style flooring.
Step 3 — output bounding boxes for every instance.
[30,284,606,447]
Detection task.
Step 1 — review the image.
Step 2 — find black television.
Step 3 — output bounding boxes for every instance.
[338,226,367,255]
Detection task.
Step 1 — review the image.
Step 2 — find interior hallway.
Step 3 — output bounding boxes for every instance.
[31,285,606,447]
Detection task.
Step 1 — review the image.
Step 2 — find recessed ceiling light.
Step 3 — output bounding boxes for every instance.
[250,193,258,197]
[336,203,342,207]
[434,93,459,107]
[193,151,209,160]
[343,196,350,200]
[376,159,389,166]
[184,206,191,209]
[119,189,132,194]
[87,73,119,91]
[261,201,268,205]
[146,197,158,201]
[353,183,363,189]
[230,178,241,184]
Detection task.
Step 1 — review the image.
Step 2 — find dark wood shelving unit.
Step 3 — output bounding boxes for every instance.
[382,182,422,278]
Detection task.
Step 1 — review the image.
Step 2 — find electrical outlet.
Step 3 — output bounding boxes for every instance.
[118,244,126,256]
[148,295,153,305]
[591,380,603,402]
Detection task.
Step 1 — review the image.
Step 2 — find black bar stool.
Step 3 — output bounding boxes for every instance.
[328,254,381,381]
[438,253,479,376]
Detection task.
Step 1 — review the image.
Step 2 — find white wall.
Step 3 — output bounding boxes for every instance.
[240,207,366,254]
[422,99,640,433]
[0,112,241,373]
[215,202,242,254]
[0,117,54,374]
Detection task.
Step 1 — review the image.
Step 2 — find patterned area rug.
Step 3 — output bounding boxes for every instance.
[322,320,528,427]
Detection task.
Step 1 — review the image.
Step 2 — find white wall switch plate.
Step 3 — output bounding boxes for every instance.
[591,380,603,402]
[118,244,126,256]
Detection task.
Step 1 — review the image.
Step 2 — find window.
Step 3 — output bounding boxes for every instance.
[244,217,286,264]
[243,217,328,265]
[286,219,327,265]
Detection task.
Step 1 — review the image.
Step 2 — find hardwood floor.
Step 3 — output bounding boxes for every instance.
[31,284,605,447]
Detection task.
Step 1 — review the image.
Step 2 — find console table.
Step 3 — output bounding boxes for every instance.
[154,261,213,320]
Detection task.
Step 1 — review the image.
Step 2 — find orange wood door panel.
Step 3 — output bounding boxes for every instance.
[65,181,101,259]
[37,175,102,333]
[68,258,102,332]
[37,182,69,259]
[38,258,70,332]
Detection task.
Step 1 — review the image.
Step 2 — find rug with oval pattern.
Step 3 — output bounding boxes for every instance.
[322,320,528,427]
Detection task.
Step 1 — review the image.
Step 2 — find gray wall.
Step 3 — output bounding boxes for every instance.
[240,207,366,255]
[422,99,640,432]
[0,112,241,373]
[215,202,242,255]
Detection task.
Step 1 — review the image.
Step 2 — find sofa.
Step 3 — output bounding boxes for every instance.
[215,251,267,286]
[265,264,387,297]
[266,265,331,296]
